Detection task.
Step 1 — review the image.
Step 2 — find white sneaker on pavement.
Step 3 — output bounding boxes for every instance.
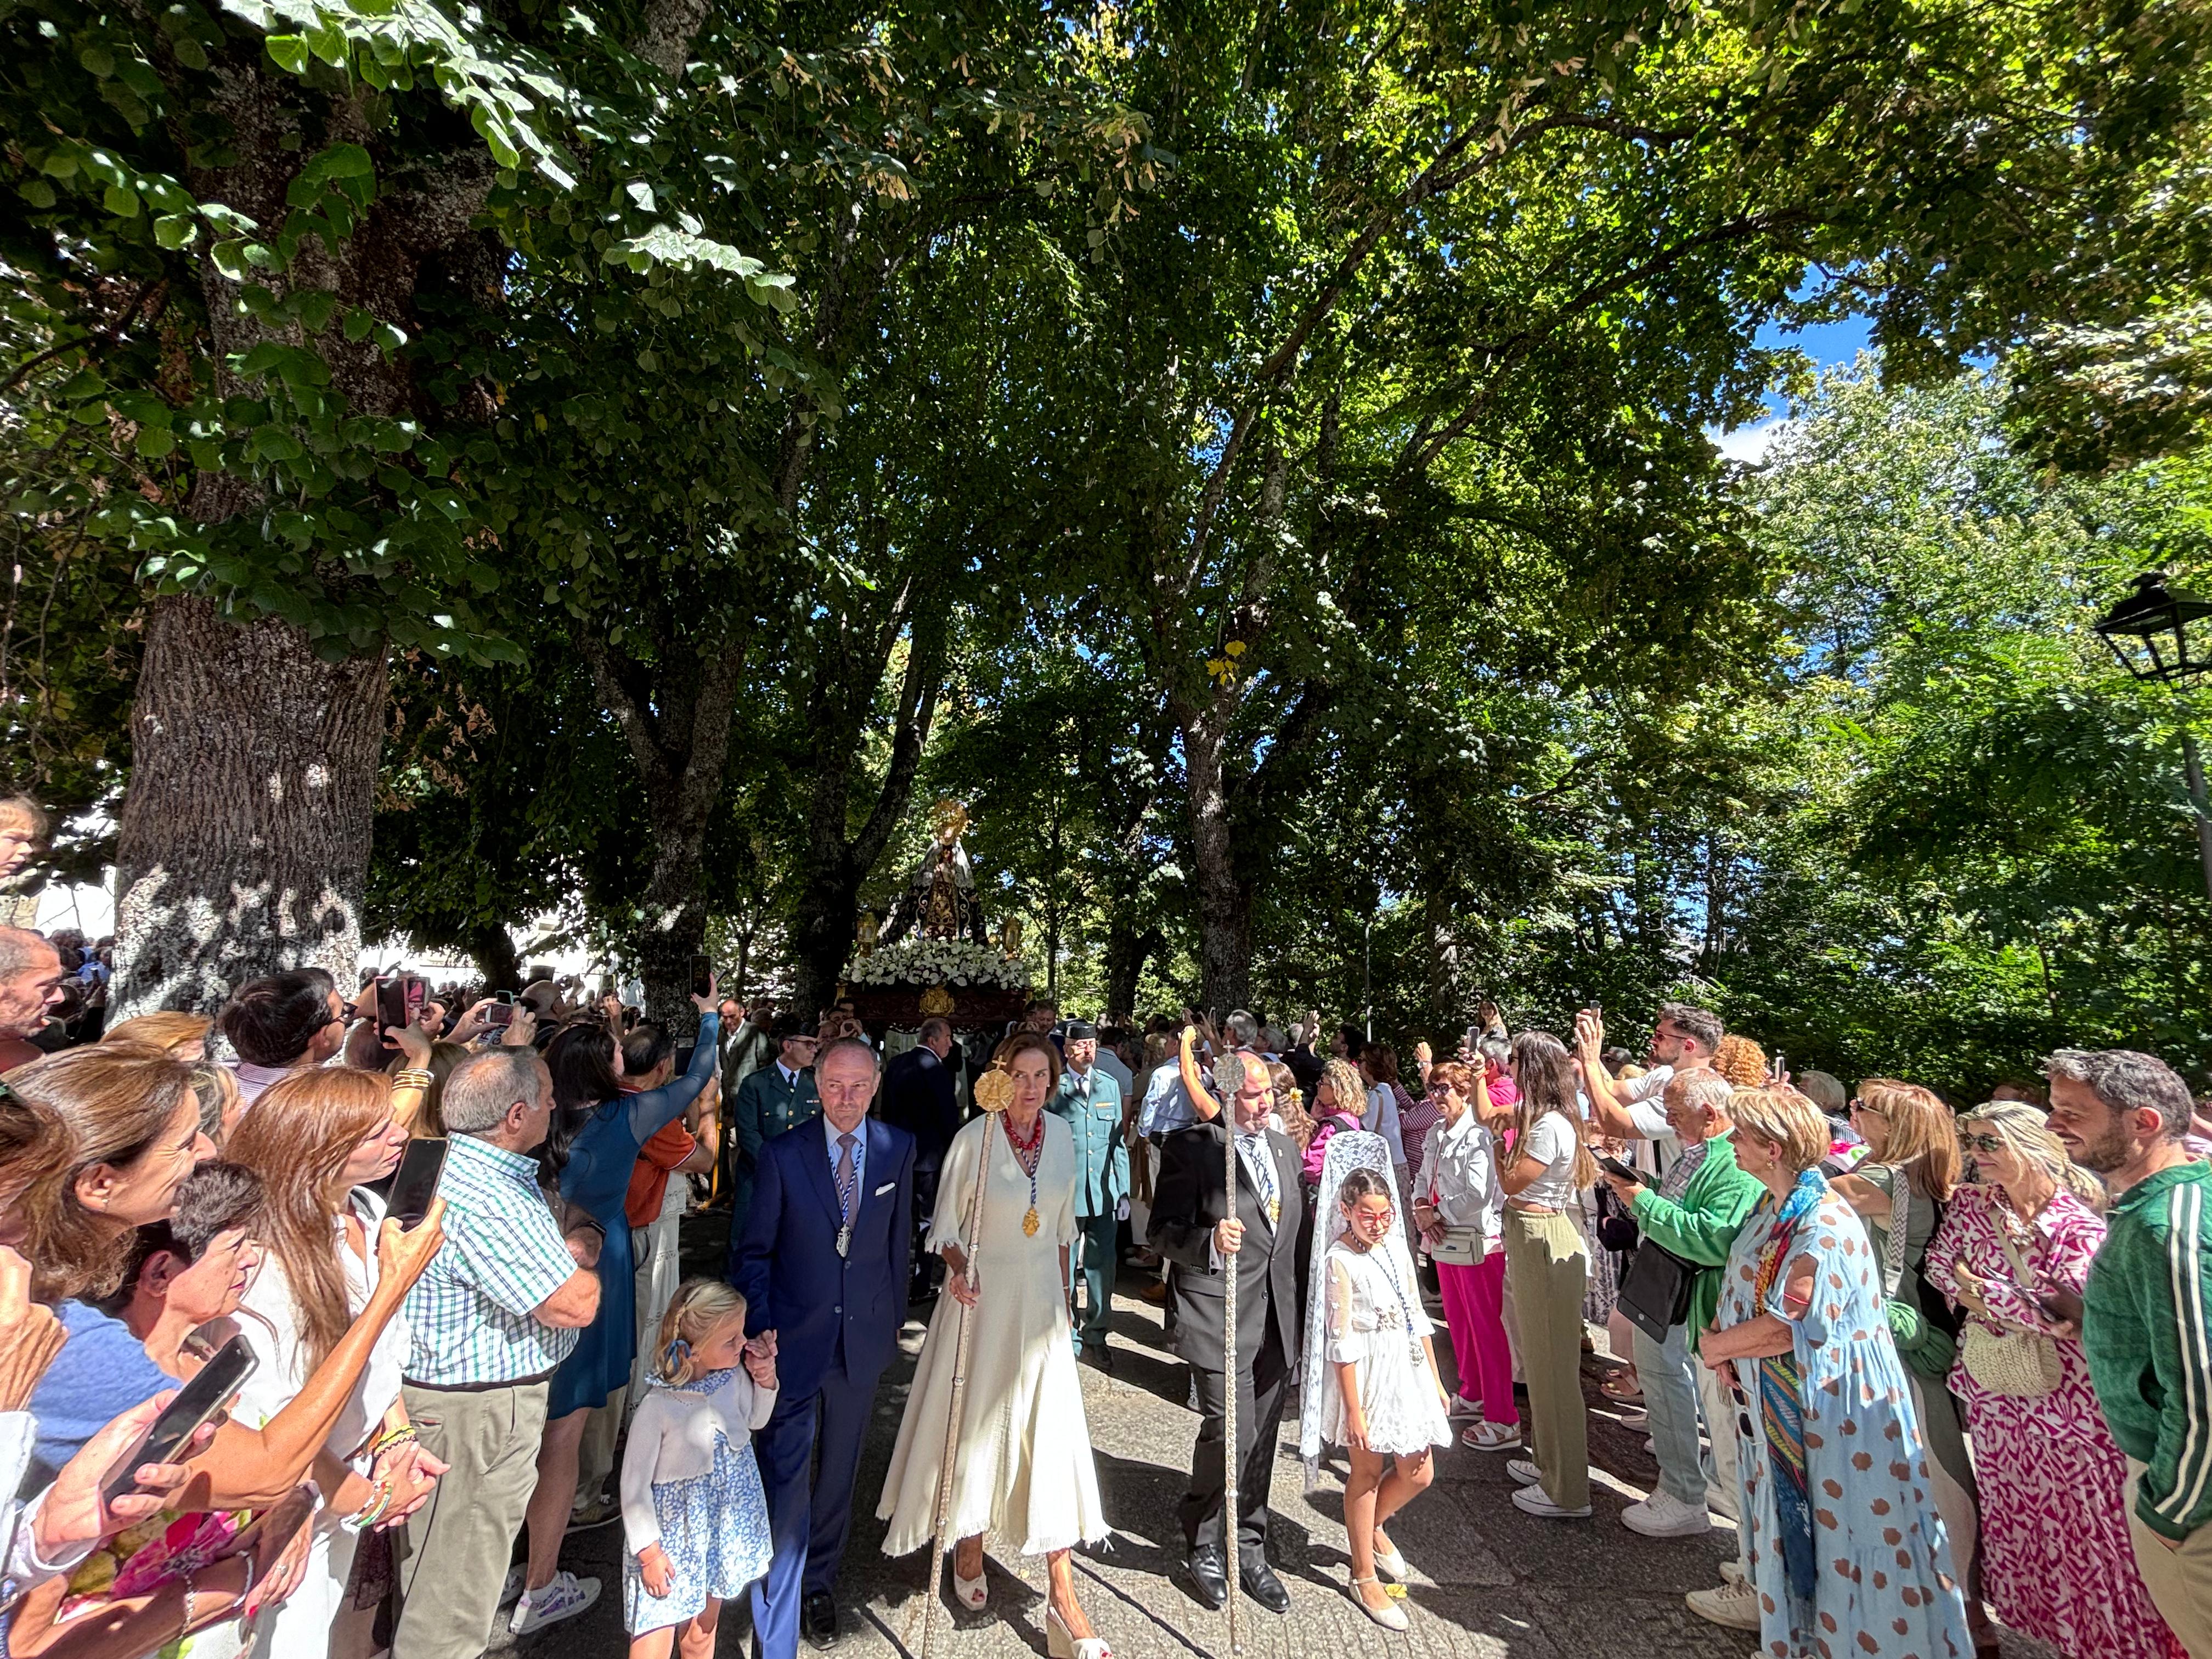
[499,1566,524,1609]
[509,1571,600,1635]
[1509,1483,1592,1520]
[1685,1577,1761,1630]
[1719,1558,1746,1586]
[1621,1489,1712,1539]
[1505,1458,1543,1487]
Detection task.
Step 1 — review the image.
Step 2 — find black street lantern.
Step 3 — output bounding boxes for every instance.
[2092,569,2212,684]
[2094,569,2212,902]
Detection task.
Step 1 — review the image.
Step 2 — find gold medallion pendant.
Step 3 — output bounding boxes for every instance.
[1022,1206,1041,1237]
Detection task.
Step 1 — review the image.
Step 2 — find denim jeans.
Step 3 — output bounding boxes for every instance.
[1632,1319,1707,1507]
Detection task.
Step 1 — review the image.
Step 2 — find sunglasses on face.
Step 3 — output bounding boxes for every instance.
[1848,1099,1886,1118]
[1958,1131,2006,1155]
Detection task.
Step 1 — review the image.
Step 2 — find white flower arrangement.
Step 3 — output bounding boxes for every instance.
[845,936,1028,991]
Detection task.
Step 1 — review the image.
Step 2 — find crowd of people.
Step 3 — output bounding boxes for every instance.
[1,816,2210,1659]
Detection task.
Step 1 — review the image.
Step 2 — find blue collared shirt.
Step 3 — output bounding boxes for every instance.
[823,1114,865,1220]
[403,1134,579,1386]
[1138,1060,1196,1138]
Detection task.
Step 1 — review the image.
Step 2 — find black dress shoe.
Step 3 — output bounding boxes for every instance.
[802,1589,839,1649]
[1239,1558,1291,1615]
[1186,1544,1229,1610]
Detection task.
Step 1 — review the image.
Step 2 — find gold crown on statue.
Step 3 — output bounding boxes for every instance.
[930,798,970,839]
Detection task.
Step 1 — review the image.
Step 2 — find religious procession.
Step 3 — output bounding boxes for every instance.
[4,792,2209,1659]
[10,0,2212,1655]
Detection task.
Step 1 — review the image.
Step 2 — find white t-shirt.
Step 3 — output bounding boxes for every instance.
[1616,1065,1682,1175]
[1516,1111,1581,1209]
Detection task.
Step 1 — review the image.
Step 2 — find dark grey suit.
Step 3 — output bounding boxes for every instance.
[1149,1120,1305,1559]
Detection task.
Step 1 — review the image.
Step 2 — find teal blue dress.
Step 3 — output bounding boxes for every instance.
[549,1015,719,1419]
[1716,1179,1973,1659]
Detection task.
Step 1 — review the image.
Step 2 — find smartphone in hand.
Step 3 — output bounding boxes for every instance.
[103,1336,257,1505]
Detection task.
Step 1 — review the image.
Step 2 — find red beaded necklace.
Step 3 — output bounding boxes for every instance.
[1002,1108,1045,1175]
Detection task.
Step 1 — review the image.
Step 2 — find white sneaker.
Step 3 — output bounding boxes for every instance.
[1505,1458,1543,1487]
[1719,1558,1746,1587]
[499,1566,524,1609]
[1509,1482,1592,1520]
[1685,1577,1761,1630]
[509,1571,601,1635]
[1621,1489,1712,1539]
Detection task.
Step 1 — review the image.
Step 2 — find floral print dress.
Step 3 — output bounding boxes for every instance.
[1718,1182,1972,1659]
[1926,1184,2185,1659]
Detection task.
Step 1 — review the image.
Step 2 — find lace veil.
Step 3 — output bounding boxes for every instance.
[1297,1127,1394,1492]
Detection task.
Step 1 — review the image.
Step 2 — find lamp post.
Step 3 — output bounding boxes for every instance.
[2092,569,2212,902]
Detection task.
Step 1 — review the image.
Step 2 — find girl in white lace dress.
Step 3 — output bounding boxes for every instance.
[1322,1165,1453,1628]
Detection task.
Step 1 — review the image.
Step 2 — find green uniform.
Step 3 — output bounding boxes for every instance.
[1051,1064,1127,1353]
[727,1062,820,1242]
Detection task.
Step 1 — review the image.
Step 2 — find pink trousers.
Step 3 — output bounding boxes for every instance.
[1436,1253,1516,1425]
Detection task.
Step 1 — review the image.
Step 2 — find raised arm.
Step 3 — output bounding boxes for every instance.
[1178,1025,1224,1122]
[181,1205,446,1510]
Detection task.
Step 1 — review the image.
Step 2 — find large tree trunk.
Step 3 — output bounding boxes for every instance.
[583,637,748,1034]
[1181,708,1253,1013]
[1101,911,1160,1023]
[111,598,387,1018]
[469,918,521,992]
[786,604,946,1020]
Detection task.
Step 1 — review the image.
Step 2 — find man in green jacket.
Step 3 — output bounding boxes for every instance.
[1598,1069,1764,1629]
[2050,1046,2212,1658]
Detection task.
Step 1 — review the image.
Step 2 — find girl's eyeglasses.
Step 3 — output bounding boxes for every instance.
[1957,1131,2006,1155]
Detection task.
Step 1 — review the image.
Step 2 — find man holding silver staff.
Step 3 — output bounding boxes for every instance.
[1149,1029,1305,1616]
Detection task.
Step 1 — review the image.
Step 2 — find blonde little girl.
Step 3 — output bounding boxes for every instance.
[620,1280,778,1659]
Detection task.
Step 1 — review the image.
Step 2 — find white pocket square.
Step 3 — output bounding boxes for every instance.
[874,1182,896,1196]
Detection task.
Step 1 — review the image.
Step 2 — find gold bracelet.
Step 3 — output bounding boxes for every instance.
[391,1069,435,1090]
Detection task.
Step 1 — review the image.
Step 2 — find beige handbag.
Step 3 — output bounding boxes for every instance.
[1958,1218,2062,1398]
[1427,1225,1487,1266]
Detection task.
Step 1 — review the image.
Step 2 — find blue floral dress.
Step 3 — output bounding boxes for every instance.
[622,1367,774,1633]
[1716,1176,1973,1659]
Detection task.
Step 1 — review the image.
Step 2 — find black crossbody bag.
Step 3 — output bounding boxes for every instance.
[1616,1238,1698,1343]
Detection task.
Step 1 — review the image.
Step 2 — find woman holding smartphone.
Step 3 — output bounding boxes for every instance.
[226,1059,448,1659]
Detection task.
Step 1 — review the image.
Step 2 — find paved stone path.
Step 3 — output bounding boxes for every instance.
[502,1217,2046,1659]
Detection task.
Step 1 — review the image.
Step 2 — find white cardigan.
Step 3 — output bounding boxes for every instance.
[619,1369,777,1552]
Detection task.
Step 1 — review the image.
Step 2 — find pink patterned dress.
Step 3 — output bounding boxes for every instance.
[1926,1184,2185,1659]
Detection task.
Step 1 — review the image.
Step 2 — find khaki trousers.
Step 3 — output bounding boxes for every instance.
[393,1380,549,1659]
[1503,1207,1589,1510]
[2128,1458,2212,1659]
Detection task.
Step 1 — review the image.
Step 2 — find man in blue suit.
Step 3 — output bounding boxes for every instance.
[730,1036,913,1655]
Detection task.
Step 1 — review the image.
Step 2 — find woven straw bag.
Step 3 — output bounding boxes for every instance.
[1957,1216,2062,1398]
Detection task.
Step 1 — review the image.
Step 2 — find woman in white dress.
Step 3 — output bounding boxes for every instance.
[878,1031,1111,1659]
[225,1063,447,1659]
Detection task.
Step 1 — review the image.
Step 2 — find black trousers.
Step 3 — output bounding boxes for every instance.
[907,1160,944,1300]
[1180,1323,1290,1560]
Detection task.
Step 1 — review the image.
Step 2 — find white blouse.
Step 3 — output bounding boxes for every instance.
[233,1188,407,1466]
[619,1369,777,1553]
